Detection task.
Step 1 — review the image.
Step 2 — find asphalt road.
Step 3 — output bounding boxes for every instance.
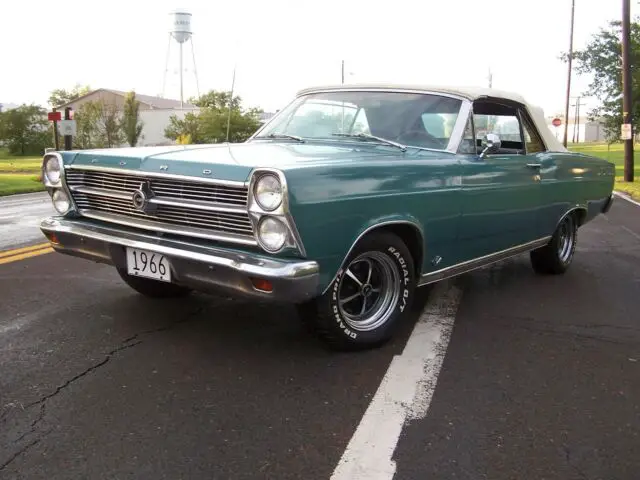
[1,198,638,479]
[0,192,54,250]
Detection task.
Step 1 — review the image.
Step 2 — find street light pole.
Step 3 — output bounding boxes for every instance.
[341,60,345,84]
[563,0,576,148]
[622,0,634,182]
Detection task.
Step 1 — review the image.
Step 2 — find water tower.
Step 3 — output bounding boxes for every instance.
[162,9,200,107]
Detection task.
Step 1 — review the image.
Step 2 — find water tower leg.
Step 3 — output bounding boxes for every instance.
[190,37,200,99]
[162,33,172,98]
[179,42,184,108]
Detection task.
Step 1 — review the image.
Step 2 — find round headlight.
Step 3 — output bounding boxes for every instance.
[44,155,61,185]
[257,216,288,252]
[254,174,282,211]
[52,189,71,214]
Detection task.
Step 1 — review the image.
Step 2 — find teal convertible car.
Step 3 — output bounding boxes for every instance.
[40,84,615,350]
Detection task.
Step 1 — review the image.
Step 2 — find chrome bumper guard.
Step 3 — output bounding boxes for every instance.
[40,217,320,302]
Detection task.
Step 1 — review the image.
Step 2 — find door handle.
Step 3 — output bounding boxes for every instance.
[526,163,541,169]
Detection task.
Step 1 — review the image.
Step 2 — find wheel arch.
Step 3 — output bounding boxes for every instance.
[558,205,588,229]
[322,218,425,295]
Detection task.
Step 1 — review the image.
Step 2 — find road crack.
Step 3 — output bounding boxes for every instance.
[0,303,207,473]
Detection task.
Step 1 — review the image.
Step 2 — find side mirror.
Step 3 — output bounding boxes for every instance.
[479,133,501,158]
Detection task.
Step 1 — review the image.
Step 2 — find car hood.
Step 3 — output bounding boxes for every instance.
[64,141,412,183]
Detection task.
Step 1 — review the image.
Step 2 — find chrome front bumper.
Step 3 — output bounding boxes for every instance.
[40,217,320,302]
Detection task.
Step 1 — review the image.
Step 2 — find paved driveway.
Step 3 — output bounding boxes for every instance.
[1,198,638,479]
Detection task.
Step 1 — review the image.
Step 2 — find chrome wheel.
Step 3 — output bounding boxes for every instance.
[557,215,576,264]
[337,251,401,332]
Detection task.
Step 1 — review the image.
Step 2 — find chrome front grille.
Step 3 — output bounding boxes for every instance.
[65,168,255,244]
[66,170,248,206]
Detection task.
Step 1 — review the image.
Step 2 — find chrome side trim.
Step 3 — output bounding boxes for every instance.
[66,164,248,188]
[321,219,425,295]
[417,236,552,286]
[69,185,247,215]
[247,167,307,257]
[78,210,258,246]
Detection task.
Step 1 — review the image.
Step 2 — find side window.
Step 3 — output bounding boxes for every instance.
[472,101,525,155]
[457,116,476,154]
[520,110,546,153]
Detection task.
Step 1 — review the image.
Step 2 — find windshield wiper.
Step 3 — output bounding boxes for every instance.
[256,133,305,143]
[332,133,407,152]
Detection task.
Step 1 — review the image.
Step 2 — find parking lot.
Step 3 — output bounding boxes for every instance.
[1,197,639,479]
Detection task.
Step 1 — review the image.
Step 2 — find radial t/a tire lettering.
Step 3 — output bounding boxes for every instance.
[298,231,417,351]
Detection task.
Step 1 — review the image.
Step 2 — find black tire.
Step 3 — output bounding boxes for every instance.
[298,231,416,351]
[116,268,192,298]
[530,213,578,275]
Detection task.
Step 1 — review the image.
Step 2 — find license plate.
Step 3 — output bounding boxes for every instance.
[126,247,172,282]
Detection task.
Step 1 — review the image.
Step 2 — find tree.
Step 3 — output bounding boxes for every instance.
[164,112,203,143]
[189,91,241,111]
[563,17,640,142]
[121,91,144,146]
[48,84,91,108]
[98,101,124,148]
[0,104,50,155]
[74,101,102,149]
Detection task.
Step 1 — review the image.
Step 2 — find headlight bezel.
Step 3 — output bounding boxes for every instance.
[253,173,283,212]
[256,215,288,252]
[42,153,62,187]
[52,189,71,214]
[247,168,306,256]
[42,152,76,216]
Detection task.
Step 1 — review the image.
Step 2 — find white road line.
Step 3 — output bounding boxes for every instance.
[331,280,462,480]
[614,190,640,208]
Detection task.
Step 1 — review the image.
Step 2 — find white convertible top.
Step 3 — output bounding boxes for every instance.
[297,83,568,153]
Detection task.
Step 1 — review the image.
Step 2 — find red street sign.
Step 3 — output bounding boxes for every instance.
[552,118,562,127]
[48,111,62,121]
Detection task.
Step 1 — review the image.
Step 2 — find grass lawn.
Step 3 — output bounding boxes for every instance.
[0,174,44,196]
[569,142,640,200]
[0,148,44,196]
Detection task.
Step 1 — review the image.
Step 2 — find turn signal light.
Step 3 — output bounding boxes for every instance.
[251,277,273,292]
[45,232,60,245]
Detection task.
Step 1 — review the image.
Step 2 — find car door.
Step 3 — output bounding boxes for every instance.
[458,99,542,261]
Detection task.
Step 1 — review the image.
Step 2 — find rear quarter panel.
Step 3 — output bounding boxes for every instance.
[282,152,462,291]
[538,151,615,235]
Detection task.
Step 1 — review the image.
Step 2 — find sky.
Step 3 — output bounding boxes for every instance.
[1,0,637,118]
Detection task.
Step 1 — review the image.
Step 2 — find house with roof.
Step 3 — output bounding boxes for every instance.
[54,88,200,147]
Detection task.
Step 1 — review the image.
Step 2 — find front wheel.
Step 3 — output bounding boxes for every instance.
[530,213,578,275]
[298,231,416,351]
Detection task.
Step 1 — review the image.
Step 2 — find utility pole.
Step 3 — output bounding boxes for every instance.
[488,68,493,88]
[570,96,587,143]
[563,0,576,148]
[341,60,345,84]
[225,65,236,143]
[64,107,72,151]
[622,0,634,181]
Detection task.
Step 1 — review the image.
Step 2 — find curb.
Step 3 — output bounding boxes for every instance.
[613,190,640,208]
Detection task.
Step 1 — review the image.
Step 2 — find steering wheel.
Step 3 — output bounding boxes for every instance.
[395,129,441,147]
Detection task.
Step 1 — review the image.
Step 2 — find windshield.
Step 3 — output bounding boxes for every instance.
[254,91,463,151]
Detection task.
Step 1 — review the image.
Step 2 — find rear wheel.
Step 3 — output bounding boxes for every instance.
[530,213,578,275]
[298,232,416,351]
[116,268,192,298]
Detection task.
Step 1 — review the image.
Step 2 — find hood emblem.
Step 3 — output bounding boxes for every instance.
[202,169,212,175]
[131,181,157,214]
[159,165,169,171]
